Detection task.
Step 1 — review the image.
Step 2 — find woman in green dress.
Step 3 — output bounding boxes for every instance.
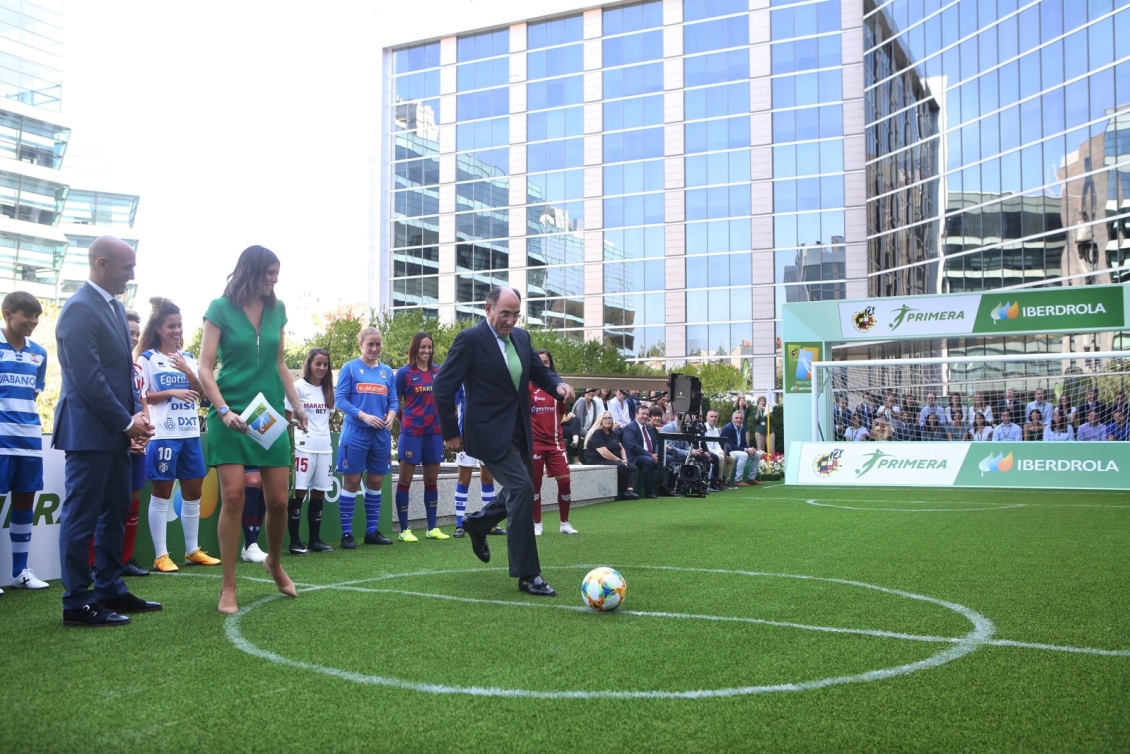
[751,395,770,453]
[198,246,307,615]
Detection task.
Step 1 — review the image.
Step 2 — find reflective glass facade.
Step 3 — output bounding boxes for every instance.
[383,0,1130,382]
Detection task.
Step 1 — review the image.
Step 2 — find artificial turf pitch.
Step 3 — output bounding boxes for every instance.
[2,483,1127,753]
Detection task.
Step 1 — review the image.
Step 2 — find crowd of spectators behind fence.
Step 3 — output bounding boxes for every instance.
[833,387,1130,442]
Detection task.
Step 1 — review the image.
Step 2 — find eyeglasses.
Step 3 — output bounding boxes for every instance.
[494,310,520,321]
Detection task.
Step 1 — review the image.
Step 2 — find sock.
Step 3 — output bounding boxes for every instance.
[558,477,572,523]
[364,487,383,535]
[339,491,356,536]
[243,485,264,548]
[149,495,170,557]
[181,498,201,553]
[123,492,141,562]
[288,496,304,543]
[481,482,495,509]
[424,484,438,530]
[308,498,324,542]
[395,483,410,531]
[9,508,32,576]
[454,482,469,527]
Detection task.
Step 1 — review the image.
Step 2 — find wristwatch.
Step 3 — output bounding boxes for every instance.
[218,405,230,416]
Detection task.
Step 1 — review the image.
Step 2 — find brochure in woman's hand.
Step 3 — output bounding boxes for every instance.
[239,392,286,449]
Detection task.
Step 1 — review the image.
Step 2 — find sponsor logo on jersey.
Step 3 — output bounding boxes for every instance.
[0,373,36,387]
[357,383,388,395]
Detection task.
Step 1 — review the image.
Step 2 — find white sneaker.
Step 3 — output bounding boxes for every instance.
[241,543,267,563]
[10,568,48,589]
[560,522,579,535]
[534,522,543,536]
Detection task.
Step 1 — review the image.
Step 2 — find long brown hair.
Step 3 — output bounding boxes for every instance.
[303,348,334,409]
[408,331,434,370]
[138,297,180,358]
[223,245,279,308]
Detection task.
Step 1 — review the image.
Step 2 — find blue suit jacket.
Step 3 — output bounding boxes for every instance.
[53,282,140,452]
[718,421,747,452]
[620,420,657,459]
[434,320,562,464]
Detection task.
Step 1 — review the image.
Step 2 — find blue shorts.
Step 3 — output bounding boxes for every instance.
[398,433,444,465]
[146,438,206,481]
[337,424,391,476]
[0,455,43,494]
[131,453,147,490]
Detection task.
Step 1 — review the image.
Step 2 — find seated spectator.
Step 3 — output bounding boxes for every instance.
[855,391,877,431]
[871,415,893,441]
[607,388,632,429]
[621,404,660,498]
[584,410,638,499]
[1078,387,1106,426]
[1023,409,1045,441]
[992,409,1022,441]
[944,394,965,426]
[918,393,945,427]
[997,387,1022,427]
[947,408,968,439]
[1056,394,1077,428]
[1075,410,1107,442]
[703,409,735,488]
[970,392,994,426]
[1107,408,1129,441]
[844,412,870,441]
[1044,408,1074,441]
[877,392,901,428]
[965,412,993,441]
[833,395,852,441]
[1025,388,1053,427]
[902,393,920,423]
[1110,391,1129,426]
[920,412,948,441]
[897,395,921,441]
[719,409,761,486]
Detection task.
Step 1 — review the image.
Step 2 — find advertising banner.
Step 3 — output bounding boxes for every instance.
[784,342,821,394]
[790,441,1127,491]
[837,287,1127,341]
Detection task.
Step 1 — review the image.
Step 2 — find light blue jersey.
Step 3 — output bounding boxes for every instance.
[335,358,397,429]
[0,331,47,456]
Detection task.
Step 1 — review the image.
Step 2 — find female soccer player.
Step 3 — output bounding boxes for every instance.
[286,348,335,553]
[394,332,448,542]
[529,349,575,536]
[138,297,220,572]
[334,327,397,549]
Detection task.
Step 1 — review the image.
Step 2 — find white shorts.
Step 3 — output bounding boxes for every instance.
[455,451,481,468]
[294,450,333,492]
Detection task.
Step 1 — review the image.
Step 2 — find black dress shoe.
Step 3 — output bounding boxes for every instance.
[63,604,131,627]
[646,493,658,499]
[487,526,507,536]
[123,559,150,577]
[307,539,334,552]
[465,522,490,563]
[102,592,163,614]
[364,531,393,545]
[620,491,639,500]
[518,575,557,597]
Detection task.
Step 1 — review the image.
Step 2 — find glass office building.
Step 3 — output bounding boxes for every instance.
[382,0,1130,386]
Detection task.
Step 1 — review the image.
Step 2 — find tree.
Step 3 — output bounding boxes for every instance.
[308,312,366,369]
[675,361,747,418]
[526,327,663,376]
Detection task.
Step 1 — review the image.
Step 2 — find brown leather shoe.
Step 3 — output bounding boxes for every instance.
[734,481,750,487]
[749,479,763,485]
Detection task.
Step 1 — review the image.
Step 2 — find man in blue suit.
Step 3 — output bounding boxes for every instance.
[621,404,661,498]
[719,410,762,487]
[434,287,575,597]
[55,236,157,627]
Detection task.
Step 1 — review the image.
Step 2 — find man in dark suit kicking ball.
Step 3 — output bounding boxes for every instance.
[434,286,575,597]
[55,236,157,627]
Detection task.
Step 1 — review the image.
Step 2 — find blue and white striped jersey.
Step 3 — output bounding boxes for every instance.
[0,330,46,456]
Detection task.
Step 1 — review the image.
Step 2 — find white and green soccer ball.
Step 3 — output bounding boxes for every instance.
[581,566,627,612]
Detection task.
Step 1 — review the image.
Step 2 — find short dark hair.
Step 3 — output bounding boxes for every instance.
[2,291,41,316]
[648,406,664,419]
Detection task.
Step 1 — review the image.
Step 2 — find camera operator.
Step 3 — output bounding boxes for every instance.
[660,411,717,497]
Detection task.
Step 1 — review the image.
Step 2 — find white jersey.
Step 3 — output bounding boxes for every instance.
[286,378,332,453]
[139,349,200,439]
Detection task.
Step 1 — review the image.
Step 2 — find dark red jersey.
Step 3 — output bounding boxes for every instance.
[529,383,564,451]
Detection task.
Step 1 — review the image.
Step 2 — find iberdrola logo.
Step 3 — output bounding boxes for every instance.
[978,451,1014,476]
[990,301,1020,323]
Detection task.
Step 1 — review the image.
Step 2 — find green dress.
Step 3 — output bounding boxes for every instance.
[203,296,291,467]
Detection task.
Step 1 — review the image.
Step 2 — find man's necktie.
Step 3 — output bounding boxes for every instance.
[643,424,653,453]
[503,336,521,392]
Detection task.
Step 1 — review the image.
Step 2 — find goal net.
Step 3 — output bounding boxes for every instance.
[812,351,1130,441]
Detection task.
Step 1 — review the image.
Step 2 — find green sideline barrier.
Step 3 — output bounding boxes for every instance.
[787,441,1128,490]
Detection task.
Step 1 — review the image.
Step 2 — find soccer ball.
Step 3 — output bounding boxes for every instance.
[581,567,627,612]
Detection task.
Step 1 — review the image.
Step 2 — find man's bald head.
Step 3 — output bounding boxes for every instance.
[88,236,136,296]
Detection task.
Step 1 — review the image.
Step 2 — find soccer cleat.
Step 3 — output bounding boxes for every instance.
[288,542,309,555]
[10,568,48,589]
[425,527,450,540]
[241,543,267,563]
[340,533,356,550]
[560,522,579,535]
[364,531,393,545]
[153,554,180,573]
[534,522,543,536]
[307,539,334,552]
[453,527,465,538]
[398,528,418,543]
[185,548,221,566]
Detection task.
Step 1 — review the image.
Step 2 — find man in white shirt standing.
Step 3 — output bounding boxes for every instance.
[918,393,946,426]
[992,409,1022,441]
[1025,388,1054,426]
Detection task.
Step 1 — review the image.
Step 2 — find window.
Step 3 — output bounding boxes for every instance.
[603,1,663,36]
[685,219,752,254]
[603,30,663,67]
[456,116,509,151]
[394,70,440,102]
[527,45,583,80]
[456,88,509,121]
[604,160,664,195]
[527,106,584,141]
[685,0,749,22]
[603,193,665,227]
[604,225,665,259]
[394,43,440,73]
[684,50,750,87]
[685,116,750,153]
[456,58,509,91]
[604,94,664,130]
[527,15,583,49]
[527,137,584,171]
[684,82,749,120]
[685,150,751,187]
[604,258,665,292]
[527,75,583,111]
[603,62,664,99]
[457,29,509,62]
[603,127,664,163]
[684,17,750,55]
[685,185,751,221]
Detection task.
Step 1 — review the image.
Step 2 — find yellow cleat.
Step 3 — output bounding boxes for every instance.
[398,528,418,543]
[425,527,450,540]
[184,548,221,566]
[153,553,179,573]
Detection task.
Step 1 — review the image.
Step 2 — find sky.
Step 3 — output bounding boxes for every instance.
[62,0,608,339]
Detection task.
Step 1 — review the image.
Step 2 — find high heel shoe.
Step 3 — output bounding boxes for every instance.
[263,559,297,598]
[218,586,238,615]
